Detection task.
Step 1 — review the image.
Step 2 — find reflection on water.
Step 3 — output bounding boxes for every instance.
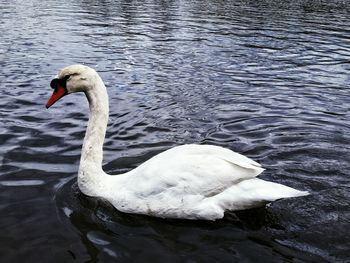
[1,0,349,262]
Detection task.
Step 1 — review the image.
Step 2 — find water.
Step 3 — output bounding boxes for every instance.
[1,0,350,262]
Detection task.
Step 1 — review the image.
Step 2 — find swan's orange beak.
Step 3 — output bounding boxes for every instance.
[46,84,67,109]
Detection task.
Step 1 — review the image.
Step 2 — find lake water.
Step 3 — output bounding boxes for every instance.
[1,0,350,262]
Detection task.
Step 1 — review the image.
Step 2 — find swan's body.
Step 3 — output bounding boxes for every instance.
[47,65,308,220]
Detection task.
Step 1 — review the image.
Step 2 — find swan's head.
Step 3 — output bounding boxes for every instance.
[46,64,98,108]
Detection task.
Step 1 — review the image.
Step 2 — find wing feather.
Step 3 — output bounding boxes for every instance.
[122,144,264,198]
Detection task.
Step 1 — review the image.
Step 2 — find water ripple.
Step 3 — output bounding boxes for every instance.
[1,0,350,262]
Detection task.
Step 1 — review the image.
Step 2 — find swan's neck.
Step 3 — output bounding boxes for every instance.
[78,75,110,197]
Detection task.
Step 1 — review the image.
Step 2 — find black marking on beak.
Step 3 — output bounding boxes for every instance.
[50,75,70,90]
[50,78,59,89]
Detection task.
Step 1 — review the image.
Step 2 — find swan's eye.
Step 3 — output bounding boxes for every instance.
[63,75,71,81]
[65,73,79,81]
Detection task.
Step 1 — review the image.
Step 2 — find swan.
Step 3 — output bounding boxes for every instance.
[46,64,308,220]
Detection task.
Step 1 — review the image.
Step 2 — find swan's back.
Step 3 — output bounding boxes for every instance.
[106,144,308,220]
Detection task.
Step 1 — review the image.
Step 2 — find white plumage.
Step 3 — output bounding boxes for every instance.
[47,65,308,220]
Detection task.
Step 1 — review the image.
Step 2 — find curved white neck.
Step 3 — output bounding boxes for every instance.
[78,75,110,196]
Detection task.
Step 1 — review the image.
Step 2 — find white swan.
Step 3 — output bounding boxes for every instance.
[46,65,308,220]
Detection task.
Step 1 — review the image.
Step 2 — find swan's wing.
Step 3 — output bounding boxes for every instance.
[167,144,263,170]
[119,144,264,198]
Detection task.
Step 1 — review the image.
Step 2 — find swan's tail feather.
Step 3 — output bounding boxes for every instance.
[210,178,309,212]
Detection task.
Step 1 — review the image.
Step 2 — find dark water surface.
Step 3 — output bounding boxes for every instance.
[1,0,350,262]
